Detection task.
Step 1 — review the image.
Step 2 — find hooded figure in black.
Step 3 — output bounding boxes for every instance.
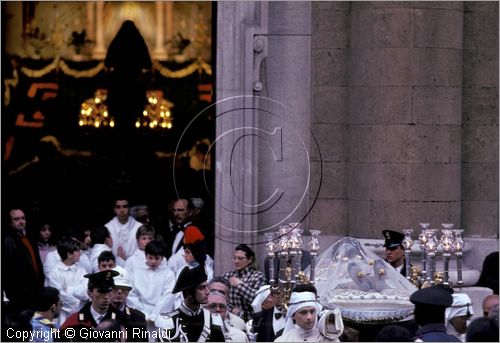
[104,20,152,133]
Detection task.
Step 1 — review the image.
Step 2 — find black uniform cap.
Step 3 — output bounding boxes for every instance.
[172,265,207,294]
[410,285,454,307]
[84,270,119,292]
[383,230,405,248]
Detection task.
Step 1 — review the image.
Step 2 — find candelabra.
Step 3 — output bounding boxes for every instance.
[418,223,430,283]
[425,229,439,285]
[265,223,320,311]
[410,222,465,288]
[453,229,464,287]
[307,230,321,284]
[78,89,174,130]
[135,90,173,129]
[402,229,413,282]
[265,232,276,284]
[440,224,454,286]
[79,89,114,128]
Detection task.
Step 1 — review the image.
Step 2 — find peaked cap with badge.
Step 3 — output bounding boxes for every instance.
[382,230,405,248]
[84,270,120,292]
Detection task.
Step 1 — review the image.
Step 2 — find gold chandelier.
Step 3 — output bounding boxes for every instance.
[78,89,173,130]
[78,89,114,128]
[135,90,173,129]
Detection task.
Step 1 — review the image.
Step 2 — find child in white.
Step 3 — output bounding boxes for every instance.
[125,225,167,273]
[46,237,88,326]
[44,228,92,277]
[127,240,176,322]
[89,225,123,272]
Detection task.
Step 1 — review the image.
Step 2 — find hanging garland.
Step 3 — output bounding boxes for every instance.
[152,59,212,78]
[59,60,104,78]
[18,57,212,79]
[20,57,60,78]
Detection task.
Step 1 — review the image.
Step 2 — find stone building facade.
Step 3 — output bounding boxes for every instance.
[214,2,499,276]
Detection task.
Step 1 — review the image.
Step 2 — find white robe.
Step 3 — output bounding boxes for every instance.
[44,249,92,277]
[105,216,142,260]
[227,312,247,333]
[125,248,167,274]
[89,243,113,272]
[127,263,176,321]
[46,261,88,326]
[275,326,338,342]
[223,321,249,342]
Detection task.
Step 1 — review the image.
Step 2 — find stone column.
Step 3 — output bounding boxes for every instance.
[165,2,173,56]
[461,2,499,237]
[215,2,313,274]
[86,2,95,42]
[215,2,268,274]
[348,2,464,237]
[92,1,106,59]
[153,1,167,60]
[257,1,312,234]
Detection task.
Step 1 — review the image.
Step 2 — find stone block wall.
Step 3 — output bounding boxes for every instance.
[310,1,351,236]
[310,1,498,239]
[462,2,499,237]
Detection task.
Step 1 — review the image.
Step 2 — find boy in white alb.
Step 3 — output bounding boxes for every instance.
[98,251,116,271]
[46,237,89,326]
[127,240,176,323]
[105,199,142,261]
[124,225,161,274]
[44,228,92,277]
[89,225,117,272]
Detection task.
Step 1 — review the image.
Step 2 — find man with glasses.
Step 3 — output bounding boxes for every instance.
[208,277,247,333]
[205,292,248,342]
[106,198,142,261]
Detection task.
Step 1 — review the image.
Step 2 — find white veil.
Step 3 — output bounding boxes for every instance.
[305,237,417,323]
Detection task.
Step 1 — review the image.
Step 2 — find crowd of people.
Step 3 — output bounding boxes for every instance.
[2,198,499,342]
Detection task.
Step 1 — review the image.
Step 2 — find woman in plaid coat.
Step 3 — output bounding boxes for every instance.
[223,244,267,322]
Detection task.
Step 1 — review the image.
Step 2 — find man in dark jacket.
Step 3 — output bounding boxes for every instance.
[250,285,284,342]
[156,266,225,342]
[110,267,147,342]
[60,270,127,341]
[410,285,461,342]
[2,208,45,313]
[383,229,408,277]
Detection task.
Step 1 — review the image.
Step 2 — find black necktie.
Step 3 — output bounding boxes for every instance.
[274,312,282,320]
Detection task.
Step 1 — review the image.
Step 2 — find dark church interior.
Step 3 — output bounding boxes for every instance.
[2,2,215,229]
